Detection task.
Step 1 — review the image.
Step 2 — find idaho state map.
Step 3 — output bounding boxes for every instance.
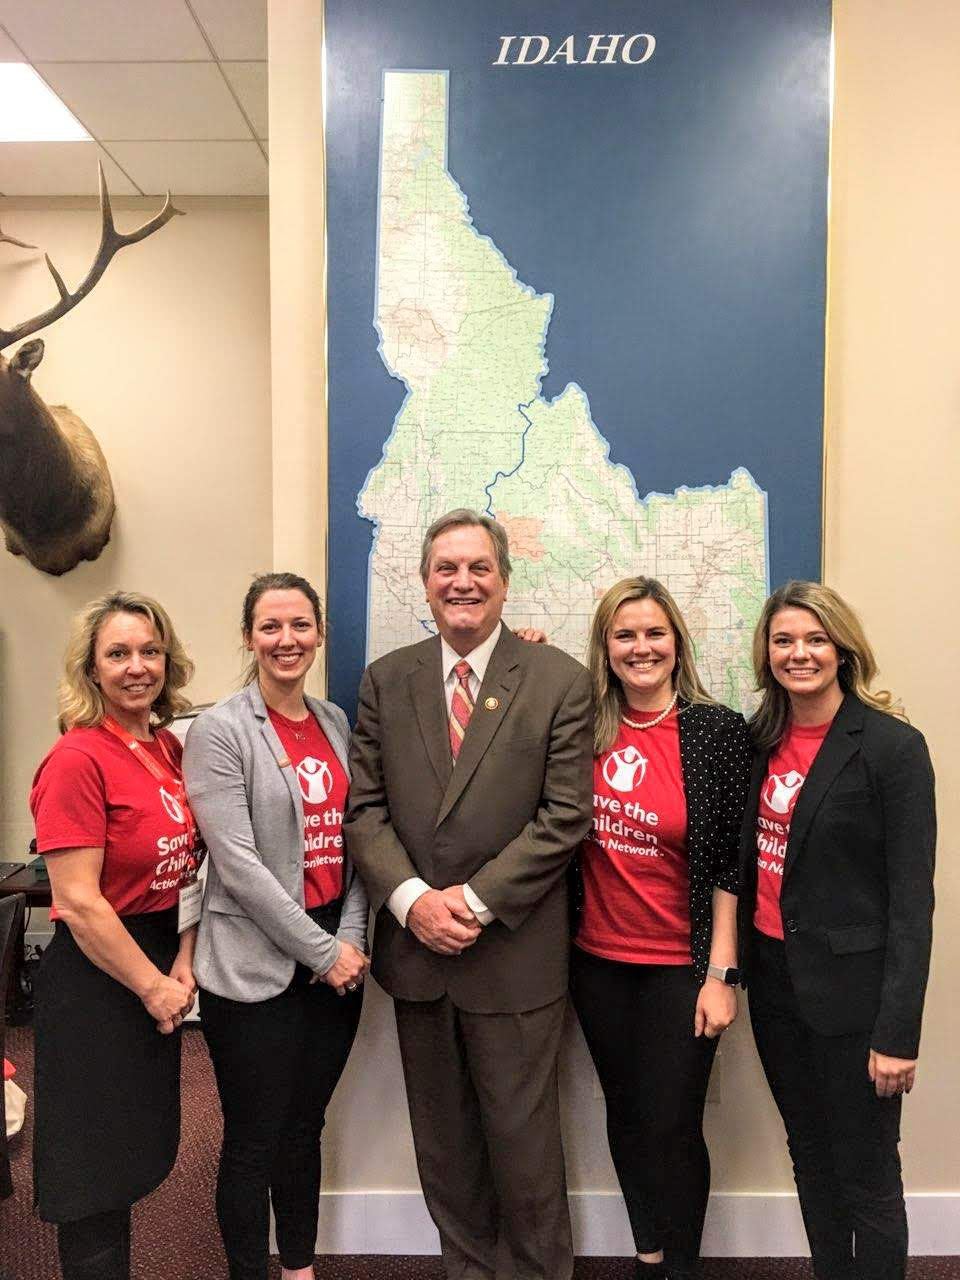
[360,71,768,710]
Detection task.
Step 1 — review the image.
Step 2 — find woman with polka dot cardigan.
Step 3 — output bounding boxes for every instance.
[569,576,752,1280]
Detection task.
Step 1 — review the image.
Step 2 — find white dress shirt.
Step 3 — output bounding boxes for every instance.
[386,623,503,929]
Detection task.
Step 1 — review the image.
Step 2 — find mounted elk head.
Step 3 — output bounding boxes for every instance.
[0,165,182,575]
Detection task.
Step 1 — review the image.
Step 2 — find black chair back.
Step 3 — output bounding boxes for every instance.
[0,892,26,1199]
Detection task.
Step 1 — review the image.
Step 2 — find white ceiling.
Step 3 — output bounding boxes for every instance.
[0,0,268,197]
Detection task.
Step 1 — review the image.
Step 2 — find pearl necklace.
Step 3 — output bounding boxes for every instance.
[621,689,679,731]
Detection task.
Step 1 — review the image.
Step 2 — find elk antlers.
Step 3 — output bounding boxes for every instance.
[0,162,183,350]
[0,228,37,250]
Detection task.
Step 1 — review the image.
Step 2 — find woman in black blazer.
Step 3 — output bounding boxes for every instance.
[740,581,935,1280]
[569,577,752,1280]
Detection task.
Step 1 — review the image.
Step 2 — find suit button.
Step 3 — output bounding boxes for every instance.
[785,918,799,933]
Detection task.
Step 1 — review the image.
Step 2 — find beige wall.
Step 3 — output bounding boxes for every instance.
[1,0,955,1218]
[0,197,272,856]
[820,0,960,1189]
[268,0,328,694]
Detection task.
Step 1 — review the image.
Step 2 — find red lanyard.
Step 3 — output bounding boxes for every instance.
[100,716,197,867]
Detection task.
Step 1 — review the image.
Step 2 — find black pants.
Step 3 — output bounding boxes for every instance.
[57,1208,130,1280]
[200,969,362,1280]
[570,949,718,1277]
[748,930,907,1280]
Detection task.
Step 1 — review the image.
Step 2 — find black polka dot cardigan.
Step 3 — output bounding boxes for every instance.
[676,700,753,982]
[571,698,754,984]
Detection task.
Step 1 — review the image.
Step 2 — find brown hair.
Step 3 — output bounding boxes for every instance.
[750,580,903,751]
[240,572,324,686]
[419,508,512,582]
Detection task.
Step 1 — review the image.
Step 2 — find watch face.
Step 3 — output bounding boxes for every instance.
[711,964,740,985]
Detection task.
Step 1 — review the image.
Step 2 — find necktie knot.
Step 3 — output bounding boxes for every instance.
[454,659,472,687]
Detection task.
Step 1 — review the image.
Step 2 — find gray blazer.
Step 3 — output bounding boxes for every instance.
[183,682,368,1001]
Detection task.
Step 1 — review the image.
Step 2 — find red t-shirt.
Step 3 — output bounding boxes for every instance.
[30,725,194,917]
[267,708,347,909]
[754,720,831,940]
[576,711,691,965]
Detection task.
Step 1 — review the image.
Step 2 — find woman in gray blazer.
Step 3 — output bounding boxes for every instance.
[183,572,368,1280]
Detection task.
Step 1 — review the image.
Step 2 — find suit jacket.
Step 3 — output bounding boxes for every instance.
[738,693,936,1058]
[183,683,368,1002]
[343,628,594,1013]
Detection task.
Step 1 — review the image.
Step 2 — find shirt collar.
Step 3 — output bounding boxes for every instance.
[440,621,503,685]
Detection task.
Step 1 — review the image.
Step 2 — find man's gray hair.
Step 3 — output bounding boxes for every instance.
[419,508,512,582]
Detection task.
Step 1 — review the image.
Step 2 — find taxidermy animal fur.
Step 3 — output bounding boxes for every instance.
[0,339,115,576]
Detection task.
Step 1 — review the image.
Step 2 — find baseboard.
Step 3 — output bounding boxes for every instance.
[309,1191,960,1256]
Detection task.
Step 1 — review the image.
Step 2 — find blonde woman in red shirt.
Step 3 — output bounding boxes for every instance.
[570,576,752,1280]
[30,592,198,1280]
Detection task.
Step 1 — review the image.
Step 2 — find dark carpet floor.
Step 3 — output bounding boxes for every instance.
[1,1024,957,1279]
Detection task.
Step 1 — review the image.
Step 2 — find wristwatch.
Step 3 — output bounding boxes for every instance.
[707,963,741,986]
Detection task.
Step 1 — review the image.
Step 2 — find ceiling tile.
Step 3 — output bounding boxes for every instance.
[221,62,267,138]
[0,141,137,195]
[189,0,266,60]
[37,62,251,140]
[108,140,267,196]
[0,0,209,61]
[0,28,25,59]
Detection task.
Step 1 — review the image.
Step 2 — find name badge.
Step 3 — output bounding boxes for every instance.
[177,878,203,933]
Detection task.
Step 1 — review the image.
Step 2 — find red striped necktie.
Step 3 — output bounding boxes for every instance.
[449,659,475,760]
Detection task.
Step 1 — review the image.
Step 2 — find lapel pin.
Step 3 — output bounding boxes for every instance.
[484,697,500,711]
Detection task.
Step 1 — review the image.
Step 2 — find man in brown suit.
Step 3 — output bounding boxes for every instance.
[344,508,593,1280]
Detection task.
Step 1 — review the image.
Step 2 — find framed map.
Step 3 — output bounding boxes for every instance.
[325,0,832,715]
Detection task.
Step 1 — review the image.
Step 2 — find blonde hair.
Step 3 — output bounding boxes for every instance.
[587,577,714,755]
[750,580,902,751]
[58,591,194,733]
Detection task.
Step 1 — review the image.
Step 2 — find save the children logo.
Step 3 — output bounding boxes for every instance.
[602,746,647,793]
[159,785,185,824]
[762,771,805,816]
[296,757,333,805]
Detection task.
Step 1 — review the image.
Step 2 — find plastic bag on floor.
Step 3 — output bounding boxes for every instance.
[4,1058,26,1138]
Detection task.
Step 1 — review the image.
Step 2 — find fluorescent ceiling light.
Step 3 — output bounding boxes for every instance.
[0,63,90,141]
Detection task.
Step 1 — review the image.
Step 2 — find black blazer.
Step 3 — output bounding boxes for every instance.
[739,693,936,1059]
[574,700,752,984]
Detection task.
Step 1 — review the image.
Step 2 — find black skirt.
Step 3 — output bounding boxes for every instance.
[33,907,182,1222]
